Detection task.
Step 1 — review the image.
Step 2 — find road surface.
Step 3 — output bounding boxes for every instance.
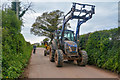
[25,48,119,78]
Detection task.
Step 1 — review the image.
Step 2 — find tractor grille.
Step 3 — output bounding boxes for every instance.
[71,47,76,51]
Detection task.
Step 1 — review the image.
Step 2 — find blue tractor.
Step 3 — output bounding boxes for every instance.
[49,2,95,67]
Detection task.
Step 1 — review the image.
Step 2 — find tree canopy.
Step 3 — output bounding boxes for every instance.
[43,38,49,42]
[31,10,70,40]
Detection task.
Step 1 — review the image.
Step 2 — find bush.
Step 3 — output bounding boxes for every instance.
[2,9,32,78]
[79,28,120,73]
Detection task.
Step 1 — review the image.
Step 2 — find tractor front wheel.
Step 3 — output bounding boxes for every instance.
[77,50,88,66]
[55,49,63,67]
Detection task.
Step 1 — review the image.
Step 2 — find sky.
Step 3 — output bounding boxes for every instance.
[118,2,120,27]
[1,0,119,44]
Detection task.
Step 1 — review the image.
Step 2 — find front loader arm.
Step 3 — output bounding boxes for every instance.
[60,2,95,46]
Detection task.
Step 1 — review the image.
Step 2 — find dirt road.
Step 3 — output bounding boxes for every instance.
[25,48,118,78]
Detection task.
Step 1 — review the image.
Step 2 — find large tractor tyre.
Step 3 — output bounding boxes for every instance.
[49,45,55,62]
[44,50,47,56]
[49,50,55,62]
[68,60,74,63]
[55,50,63,67]
[77,50,88,66]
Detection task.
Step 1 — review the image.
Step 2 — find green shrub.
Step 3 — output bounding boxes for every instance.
[38,45,46,48]
[79,28,120,73]
[2,9,32,78]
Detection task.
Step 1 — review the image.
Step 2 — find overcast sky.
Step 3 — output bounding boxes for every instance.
[1,0,119,44]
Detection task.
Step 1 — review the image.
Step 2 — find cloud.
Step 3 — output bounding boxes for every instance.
[119,1,120,26]
[68,2,118,35]
[20,0,120,2]
[20,2,118,44]
[22,12,42,27]
[1,1,118,44]
[21,26,46,44]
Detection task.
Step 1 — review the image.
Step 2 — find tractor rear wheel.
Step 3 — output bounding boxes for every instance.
[44,50,47,56]
[77,50,88,66]
[55,49,63,67]
[49,45,55,62]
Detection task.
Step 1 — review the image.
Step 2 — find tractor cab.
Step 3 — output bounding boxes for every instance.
[54,30,77,54]
[64,30,74,41]
[54,30,74,41]
[63,30,77,54]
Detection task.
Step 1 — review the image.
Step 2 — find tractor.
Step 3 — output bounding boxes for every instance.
[44,41,50,56]
[49,2,95,67]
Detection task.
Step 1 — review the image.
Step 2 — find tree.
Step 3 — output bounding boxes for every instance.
[11,1,33,19]
[31,10,70,41]
[43,38,49,42]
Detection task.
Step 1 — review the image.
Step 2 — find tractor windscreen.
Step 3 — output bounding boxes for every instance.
[64,30,74,41]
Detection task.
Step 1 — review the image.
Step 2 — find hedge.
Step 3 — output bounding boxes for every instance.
[79,28,120,73]
[2,9,32,78]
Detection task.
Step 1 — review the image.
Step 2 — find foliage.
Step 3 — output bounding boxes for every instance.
[43,38,49,42]
[0,10,2,78]
[79,28,120,73]
[31,10,70,41]
[2,9,32,78]
[38,45,46,48]
[11,1,32,19]
[33,43,40,47]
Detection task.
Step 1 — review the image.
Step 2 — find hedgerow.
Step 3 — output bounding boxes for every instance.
[2,9,32,78]
[79,28,120,73]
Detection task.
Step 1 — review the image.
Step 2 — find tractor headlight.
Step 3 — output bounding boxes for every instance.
[69,46,72,52]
